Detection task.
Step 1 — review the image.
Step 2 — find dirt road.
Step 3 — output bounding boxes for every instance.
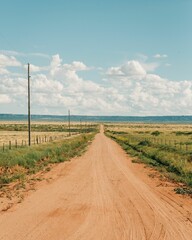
[0,127,192,240]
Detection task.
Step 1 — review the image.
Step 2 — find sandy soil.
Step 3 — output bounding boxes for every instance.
[0,127,191,240]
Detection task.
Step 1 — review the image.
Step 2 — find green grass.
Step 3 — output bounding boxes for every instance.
[105,129,192,193]
[0,133,95,186]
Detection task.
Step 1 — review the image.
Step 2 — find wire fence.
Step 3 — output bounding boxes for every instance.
[0,122,100,152]
[0,132,79,152]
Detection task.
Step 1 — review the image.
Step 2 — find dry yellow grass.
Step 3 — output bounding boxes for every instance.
[0,121,84,148]
[106,123,192,133]
[0,131,70,146]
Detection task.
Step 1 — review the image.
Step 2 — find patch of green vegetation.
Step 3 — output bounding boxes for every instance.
[174,187,192,195]
[174,131,192,136]
[0,173,25,185]
[151,131,161,136]
[136,131,151,134]
[138,140,150,146]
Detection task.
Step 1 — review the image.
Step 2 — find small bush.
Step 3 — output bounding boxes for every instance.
[138,140,150,146]
[175,131,192,136]
[151,131,161,136]
[174,187,192,195]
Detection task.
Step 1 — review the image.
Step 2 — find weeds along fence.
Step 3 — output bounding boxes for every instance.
[0,133,78,152]
[116,134,192,165]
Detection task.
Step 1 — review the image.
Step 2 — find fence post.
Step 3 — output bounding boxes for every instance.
[3,143,5,152]
[15,140,17,148]
[9,141,11,150]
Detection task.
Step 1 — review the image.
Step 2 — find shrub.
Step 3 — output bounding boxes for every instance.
[138,140,150,146]
[151,131,161,136]
[175,131,192,136]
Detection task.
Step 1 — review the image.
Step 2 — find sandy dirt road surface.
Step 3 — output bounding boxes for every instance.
[0,127,192,240]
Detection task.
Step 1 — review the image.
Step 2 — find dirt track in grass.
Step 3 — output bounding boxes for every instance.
[0,126,192,240]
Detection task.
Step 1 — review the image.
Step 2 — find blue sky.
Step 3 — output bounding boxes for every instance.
[0,0,192,115]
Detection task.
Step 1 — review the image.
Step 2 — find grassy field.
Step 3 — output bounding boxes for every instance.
[0,121,97,133]
[0,121,98,150]
[105,123,192,194]
[0,131,69,147]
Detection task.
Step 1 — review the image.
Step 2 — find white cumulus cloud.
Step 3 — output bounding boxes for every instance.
[0,51,192,116]
[0,54,21,67]
[105,61,192,115]
[107,60,146,77]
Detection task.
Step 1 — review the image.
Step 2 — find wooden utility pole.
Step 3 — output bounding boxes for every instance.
[28,63,31,146]
[80,119,82,133]
[68,109,71,136]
